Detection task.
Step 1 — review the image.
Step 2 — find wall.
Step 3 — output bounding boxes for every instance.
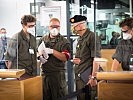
[0,0,34,37]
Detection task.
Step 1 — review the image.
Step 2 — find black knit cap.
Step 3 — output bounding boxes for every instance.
[70,15,87,23]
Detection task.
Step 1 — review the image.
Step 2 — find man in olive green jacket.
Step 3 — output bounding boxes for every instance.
[38,18,71,100]
[5,15,37,77]
[70,15,101,100]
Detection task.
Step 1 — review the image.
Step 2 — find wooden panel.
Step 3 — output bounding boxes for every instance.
[0,80,23,100]
[22,76,43,100]
[0,76,42,100]
[101,49,122,71]
[98,81,133,100]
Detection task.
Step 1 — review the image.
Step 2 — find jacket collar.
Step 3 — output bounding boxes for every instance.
[20,30,31,41]
[78,29,90,41]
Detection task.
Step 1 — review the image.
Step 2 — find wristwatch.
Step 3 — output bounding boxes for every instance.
[89,76,97,80]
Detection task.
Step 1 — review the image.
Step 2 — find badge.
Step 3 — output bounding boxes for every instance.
[29,49,34,54]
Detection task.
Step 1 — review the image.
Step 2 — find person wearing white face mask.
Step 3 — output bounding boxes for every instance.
[5,15,37,77]
[0,28,6,39]
[0,28,7,69]
[111,18,133,71]
[38,18,71,100]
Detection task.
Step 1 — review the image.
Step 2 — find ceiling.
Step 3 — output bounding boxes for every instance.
[119,0,129,5]
[116,0,130,8]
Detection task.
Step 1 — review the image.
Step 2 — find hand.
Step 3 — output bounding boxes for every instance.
[39,56,47,64]
[73,58,81,65]
[38,50,49,59]
[5,60,12,69]
[38,42,49,59]
[45,48,53,54]
[87,76,97,87]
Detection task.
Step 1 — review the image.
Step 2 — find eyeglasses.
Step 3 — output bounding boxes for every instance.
[50,25,60,28]
[27,24,36,28]
[121,29,129,33]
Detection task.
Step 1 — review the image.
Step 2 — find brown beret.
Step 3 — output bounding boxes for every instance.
[70,15,87,23]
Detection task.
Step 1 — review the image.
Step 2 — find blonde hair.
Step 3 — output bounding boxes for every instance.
[49,18,60,24]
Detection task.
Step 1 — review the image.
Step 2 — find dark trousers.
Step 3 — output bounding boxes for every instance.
[42,71,68,100]
[75,75,97,100]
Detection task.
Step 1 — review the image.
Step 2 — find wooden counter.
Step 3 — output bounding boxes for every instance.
[97,71,133,81]
[0,76,42,100]
[97,71,133,100]
[0,69,25,78]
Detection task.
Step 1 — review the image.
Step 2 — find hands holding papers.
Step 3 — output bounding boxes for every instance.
[38,41,54,64]
[44,48,53,54]
[38,41,49,64]
[39,55,48,64]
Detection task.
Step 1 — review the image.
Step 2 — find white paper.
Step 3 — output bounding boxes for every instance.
[38,41,49,59]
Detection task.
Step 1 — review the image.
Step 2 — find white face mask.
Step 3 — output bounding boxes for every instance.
[123,32,132,40]
[50,28,59,36]
[27,27,35,35]
[0,34,6,38]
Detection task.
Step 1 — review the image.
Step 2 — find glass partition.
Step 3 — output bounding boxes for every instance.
[0,0,132,94]
[0,0,35,70]
[96,0,130,49]
[0,0,131,67]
